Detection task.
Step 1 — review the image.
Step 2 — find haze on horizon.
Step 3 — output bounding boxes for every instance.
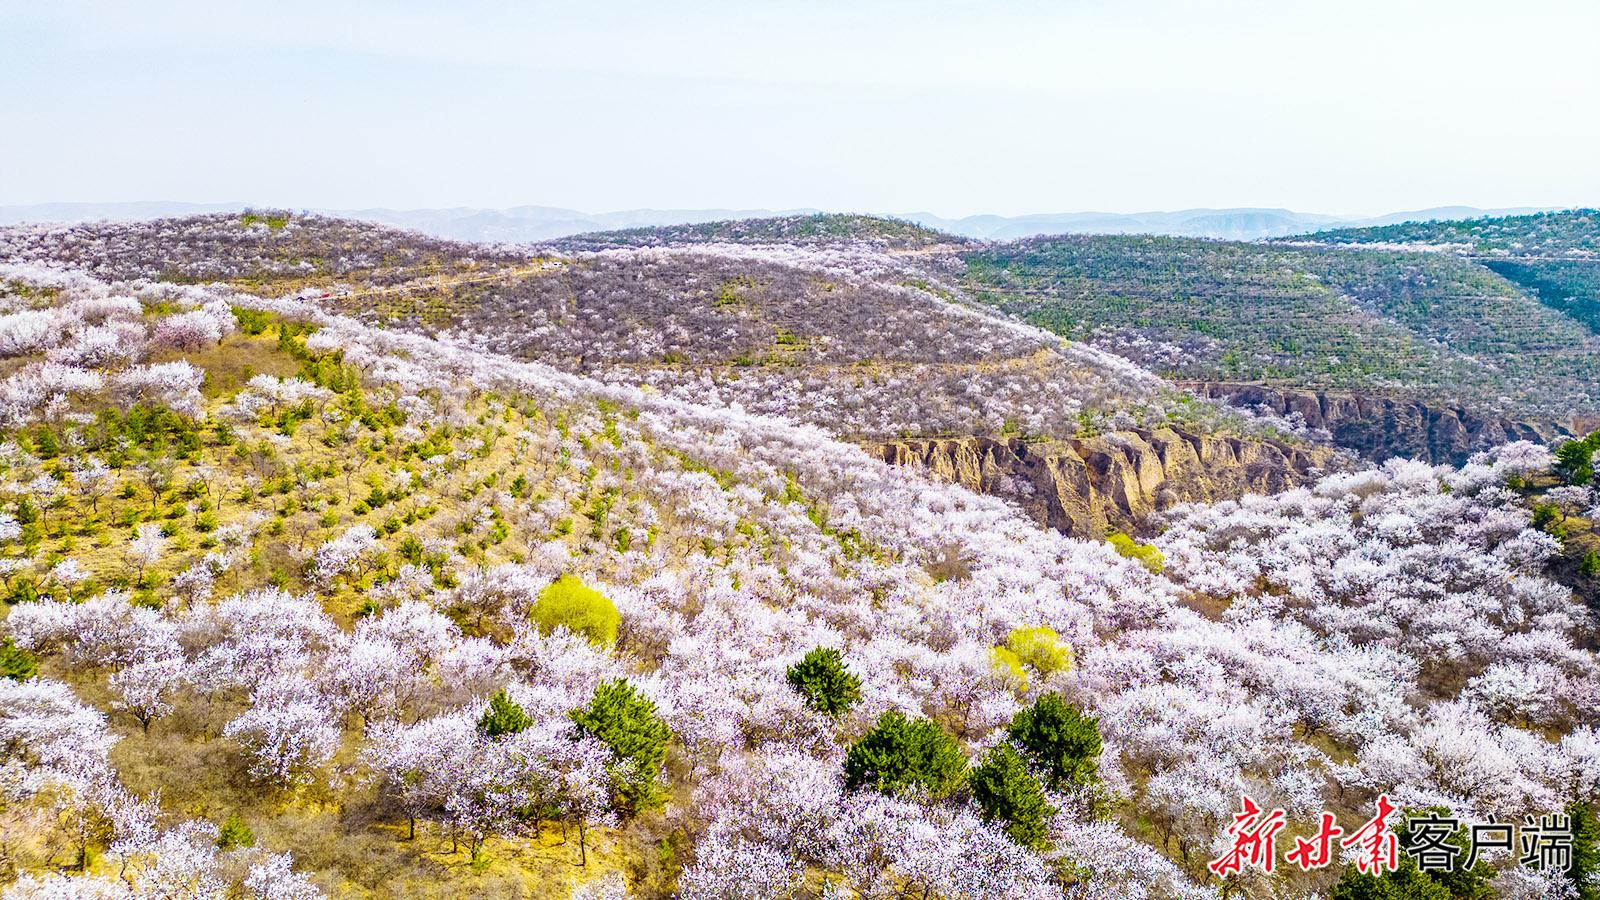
[3,0,1598,218]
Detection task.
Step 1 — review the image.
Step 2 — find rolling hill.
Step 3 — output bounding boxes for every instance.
[1290,209,1600,336]
[0,211,1595,900]
[959,233,1600,439]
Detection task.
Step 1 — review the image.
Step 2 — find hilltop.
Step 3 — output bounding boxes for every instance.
[3,203,1559,243]
[548,213,965,252]
[1290,208,1600,256]
[0,211,526,289]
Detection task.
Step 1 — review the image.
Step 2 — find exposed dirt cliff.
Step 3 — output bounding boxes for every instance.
[871,427,1340,538]
[1183,382,1577,465]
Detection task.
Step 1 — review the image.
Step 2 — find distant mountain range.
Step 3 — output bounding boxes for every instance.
[0,201,1562,243]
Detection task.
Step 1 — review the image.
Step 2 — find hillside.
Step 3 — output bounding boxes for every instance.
[0,214,1356,544]
[548,214,965,252]
[959,234,1600,431]
[1293,208,1600,256]
[0,248,1595,899]
[0,211,527,290]
[1291,209,1600,336]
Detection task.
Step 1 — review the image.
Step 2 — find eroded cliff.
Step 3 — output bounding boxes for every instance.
[1184,382,1576,465]
[872,427,1340,538]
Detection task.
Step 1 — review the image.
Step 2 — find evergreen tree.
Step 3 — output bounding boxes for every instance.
[32,427,59,460]
[1329,865,1451,900]
[1330,810,1493,900]
[570,678,672,814]
[785,647,862,716]
[1569,801,1600,900]
[477,689,531,739]
[1555,433,1599,485]
[968,743,1054,849]
[1006,693,1101,791]
[843,710,967,799]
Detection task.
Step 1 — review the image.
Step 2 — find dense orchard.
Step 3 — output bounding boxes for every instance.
[316,238,1319,446]
[0,229,1593,899]
[0,214,524,287]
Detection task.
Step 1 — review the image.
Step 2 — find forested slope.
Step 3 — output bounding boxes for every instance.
[0,215,1595,898]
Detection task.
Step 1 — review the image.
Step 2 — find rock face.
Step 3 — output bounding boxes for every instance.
[1184,383,1575,465]
[872,428,1337,538]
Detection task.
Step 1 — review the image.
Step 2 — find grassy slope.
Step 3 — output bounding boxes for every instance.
[960,234,1600,417]
[1291,209,1600,337]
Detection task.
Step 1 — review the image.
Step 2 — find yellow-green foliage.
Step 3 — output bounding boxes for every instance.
[1107,531,1165,573]
[530,574,621,647]
[992,626,1074,692]
[1004,626,1073,677]
[990,646,1030,690]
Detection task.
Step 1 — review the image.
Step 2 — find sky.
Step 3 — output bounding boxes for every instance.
[2,0,1598,218]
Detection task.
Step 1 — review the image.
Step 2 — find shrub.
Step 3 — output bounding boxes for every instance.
[785,647,862,716]
[530,575,621,647]
[1004,625,1073,677]
[1107,531,1164,573]
[0,638,36,681]
[1532,503,1568,539]
[571,678,672,814]
[968,743,1054,850]
[1581,551,1600,578]
[217,812,255,850]
[478,689,531,739]
[1006,693,1102,791]
[990,646,1030,690]
[843,710,967,799]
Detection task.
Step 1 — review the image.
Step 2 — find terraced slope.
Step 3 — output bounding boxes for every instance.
[1295,208,1600,255]
[960,234,1600,424]
[1291,208,1600,335]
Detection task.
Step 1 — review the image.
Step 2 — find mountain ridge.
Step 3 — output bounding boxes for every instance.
[0,201,1564,243]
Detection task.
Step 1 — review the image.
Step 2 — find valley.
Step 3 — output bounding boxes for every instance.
[0,209,1595,900]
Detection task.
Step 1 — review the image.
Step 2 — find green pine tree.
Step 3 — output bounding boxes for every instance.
[477,689,531,739]
[968,743,1054,849]
[1569,802,1600,900]
[843,710,967,799]
[217,812,256,850]
[570,678,672,814]
[0,638,36,682]
[785,647,862,716]
[1006,693,1102,791]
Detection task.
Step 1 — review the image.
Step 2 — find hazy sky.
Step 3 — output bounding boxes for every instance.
[3,0,1597,217]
